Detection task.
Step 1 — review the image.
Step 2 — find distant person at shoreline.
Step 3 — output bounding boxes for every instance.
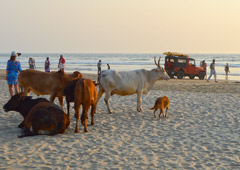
[200,60,207,79]
[45,57,50,72]
[225,63,230,80]
[58,55,65,71]
[6,51,22,96]
[97,60,102,83]
[28,57,36,69]
[207,59,217,82]
[97,60,102,75]
[107,63,110,70]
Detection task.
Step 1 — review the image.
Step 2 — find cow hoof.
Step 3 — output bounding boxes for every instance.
[84,129,88,133]
[91,122,94,125]
[74,129,79,133]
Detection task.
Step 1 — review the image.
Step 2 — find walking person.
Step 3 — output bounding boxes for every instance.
[224,63,230,80]
[207,59,217,82]
[45,57,50,72]
[28,57,36,69]
[6,51,22,96]
[58,55,65,71]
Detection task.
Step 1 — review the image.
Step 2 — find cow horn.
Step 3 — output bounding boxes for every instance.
[158,57,161,67]
[154,56,158,67]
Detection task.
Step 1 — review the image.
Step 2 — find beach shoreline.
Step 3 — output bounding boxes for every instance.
[1,69,240,94]
[0,69,239,169]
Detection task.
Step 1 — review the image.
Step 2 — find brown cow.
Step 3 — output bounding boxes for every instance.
[18,69,82,109]
[3,94,70,138]
[63,79,79,116]
[74,78,97,133]
[150,96,169,119]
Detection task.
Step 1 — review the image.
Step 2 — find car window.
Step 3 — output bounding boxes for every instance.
[189,60,195,66]
[178,59,186,63]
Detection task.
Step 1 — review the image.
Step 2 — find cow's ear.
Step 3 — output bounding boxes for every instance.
[18,96,32,101]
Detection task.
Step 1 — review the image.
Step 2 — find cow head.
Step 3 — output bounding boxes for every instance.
[71,71,82,80]
[153,56,170,80]
[3,93,32,112]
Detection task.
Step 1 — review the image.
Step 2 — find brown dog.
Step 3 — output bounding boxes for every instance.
[150,96,169,119]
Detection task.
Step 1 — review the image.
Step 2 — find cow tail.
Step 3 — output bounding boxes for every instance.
[18,77,23,92]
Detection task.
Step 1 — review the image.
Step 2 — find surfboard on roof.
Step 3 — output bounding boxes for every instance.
[163,52,189,58]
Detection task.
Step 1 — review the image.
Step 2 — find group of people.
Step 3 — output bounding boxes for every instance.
[200,59,230,82]
[28,55,65,72]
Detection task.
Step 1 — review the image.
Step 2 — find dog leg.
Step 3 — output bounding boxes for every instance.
[159,108,163,120]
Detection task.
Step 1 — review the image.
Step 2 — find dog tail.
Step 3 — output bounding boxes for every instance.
[149,107,155,110]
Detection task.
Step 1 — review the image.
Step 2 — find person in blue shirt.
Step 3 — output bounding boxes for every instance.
[6,51,22,96]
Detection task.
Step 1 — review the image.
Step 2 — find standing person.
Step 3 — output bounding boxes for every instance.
[202,60,207,78]
[97,60,102,75]
[45,57,50,72]
[6,51,22,96]
[107,63,110,70]
[207,59,217,82]
[58,55,65,71]
[224,63,230,80]
[28,57,36,69]
[97,60,102,83]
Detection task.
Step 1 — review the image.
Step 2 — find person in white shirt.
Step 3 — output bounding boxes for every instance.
[207,59,217,82]
[58,55,65,71]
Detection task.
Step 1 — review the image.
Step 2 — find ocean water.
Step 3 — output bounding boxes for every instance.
[1,53,240,81]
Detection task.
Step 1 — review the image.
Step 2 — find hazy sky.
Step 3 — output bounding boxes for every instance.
[0,0,240,53]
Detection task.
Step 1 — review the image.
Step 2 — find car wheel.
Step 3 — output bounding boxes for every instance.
[177,70,184,79]
[198,71,205,80]
[167,71,175,78]
[189,74,195,79]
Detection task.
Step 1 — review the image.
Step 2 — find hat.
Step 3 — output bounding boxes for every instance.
[11,51,17,56]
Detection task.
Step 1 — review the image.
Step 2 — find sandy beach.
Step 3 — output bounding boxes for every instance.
[0,69,239,169]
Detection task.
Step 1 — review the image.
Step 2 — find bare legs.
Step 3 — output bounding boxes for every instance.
[8,84,19,96]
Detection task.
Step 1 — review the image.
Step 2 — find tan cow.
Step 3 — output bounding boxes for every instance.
[74,78,97,133]
[18,69,82,109]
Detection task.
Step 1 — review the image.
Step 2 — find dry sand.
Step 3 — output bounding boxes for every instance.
[0,69,239,169]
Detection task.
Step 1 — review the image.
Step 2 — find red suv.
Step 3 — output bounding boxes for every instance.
[164,52,206,80]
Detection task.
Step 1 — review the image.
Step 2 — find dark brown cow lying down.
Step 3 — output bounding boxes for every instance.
[3,94,70,138]
[18,69,82,109]
[3,93,48,128]
[74,78,97,133]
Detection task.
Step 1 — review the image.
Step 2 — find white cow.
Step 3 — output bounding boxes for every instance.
[97,57,170,114]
